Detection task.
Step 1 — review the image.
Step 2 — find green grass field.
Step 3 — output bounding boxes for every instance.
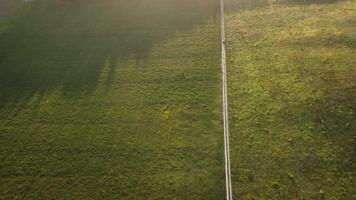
[1,0,355,199]
[0,0,225,199]
[226,0,355,199]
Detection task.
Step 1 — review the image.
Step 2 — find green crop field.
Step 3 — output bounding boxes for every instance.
[0,0,225,199]
[226,0,355,199]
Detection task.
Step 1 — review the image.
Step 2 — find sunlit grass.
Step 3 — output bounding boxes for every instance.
[226,1,355,199]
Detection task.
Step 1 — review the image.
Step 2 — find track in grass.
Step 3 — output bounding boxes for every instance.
[220,0,233,199]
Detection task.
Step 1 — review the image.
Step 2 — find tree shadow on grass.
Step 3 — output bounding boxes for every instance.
[277,0,341,5]
[0,0,219,108]
[278,34,356,49]
[225,0,345,13]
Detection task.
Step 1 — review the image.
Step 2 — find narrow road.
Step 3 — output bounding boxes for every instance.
[220,0,233,199]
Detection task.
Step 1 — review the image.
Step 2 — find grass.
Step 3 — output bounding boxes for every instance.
[1,0,355,199]
[0,0,225,199]
[226,0,355,199]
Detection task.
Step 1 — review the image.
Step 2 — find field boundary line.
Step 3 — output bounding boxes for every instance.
[220,0,233,199]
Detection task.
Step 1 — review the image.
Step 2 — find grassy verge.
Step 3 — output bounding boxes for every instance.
[226,1,355,199]
[0,0,225,199]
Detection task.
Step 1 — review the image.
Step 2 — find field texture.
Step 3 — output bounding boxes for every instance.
[226,0,355,199]
[0,0,225,199]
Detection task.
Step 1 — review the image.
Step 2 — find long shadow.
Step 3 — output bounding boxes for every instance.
[225,0,341,13]
[277,0,339,5]
[0,0,219,108]
[0,0,18,22]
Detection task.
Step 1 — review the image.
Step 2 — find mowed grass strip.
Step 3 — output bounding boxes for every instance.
[0,0,225,199]
[226,1,355,199]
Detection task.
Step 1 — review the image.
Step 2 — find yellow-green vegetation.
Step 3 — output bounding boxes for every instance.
[226,0,355,199]
[0,0,225,199]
